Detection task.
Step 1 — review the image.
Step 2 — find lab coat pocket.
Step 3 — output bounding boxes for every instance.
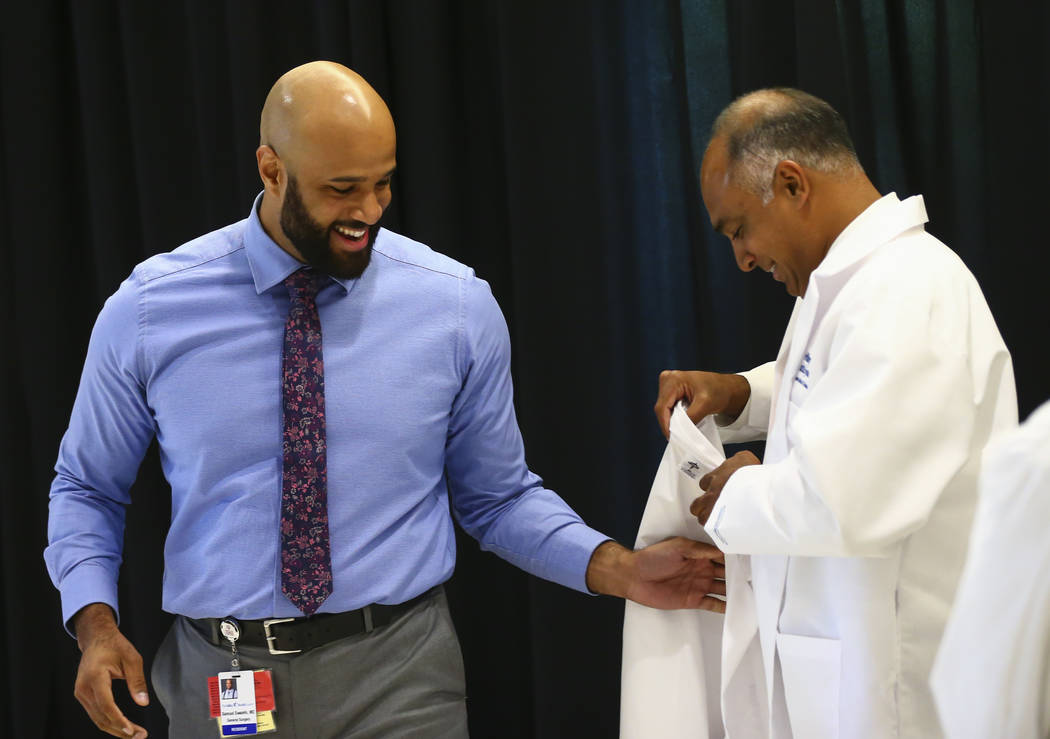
[775,632,841,739]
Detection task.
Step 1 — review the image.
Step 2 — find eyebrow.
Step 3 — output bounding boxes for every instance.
[328,167,397,184]
[713,218,728,236]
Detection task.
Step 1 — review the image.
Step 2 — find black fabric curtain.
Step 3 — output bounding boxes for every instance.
[3,2,1047,737]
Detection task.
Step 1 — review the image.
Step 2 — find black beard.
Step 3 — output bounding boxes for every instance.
[279,176,380,279]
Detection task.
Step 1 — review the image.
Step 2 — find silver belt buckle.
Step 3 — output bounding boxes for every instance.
[262,617,302,655]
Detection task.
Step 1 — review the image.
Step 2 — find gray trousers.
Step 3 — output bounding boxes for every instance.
[151,587,469,738]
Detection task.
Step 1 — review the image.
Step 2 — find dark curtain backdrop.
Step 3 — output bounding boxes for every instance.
[3,1,1047,737]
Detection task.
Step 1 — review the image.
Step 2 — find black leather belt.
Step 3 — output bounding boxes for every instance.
[190,588,435,655]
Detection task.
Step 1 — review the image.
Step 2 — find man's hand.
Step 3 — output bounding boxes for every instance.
[654,370,751,438]
[690,451,761,525]
[72,603,149,739]
[585,538,727,613]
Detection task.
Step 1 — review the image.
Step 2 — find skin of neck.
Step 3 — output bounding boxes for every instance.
[803,169,883,269]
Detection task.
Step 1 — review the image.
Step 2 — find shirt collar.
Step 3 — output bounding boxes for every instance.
[243,191,354,295]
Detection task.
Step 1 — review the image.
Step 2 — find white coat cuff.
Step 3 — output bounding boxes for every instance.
[716,364,773,442]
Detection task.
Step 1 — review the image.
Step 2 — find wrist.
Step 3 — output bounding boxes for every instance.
[72,603,118,651]
[723,373,751,421]
[584,540,634,598]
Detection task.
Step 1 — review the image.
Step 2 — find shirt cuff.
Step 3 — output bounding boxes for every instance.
[552,526,616,595]
[60,562,121,638]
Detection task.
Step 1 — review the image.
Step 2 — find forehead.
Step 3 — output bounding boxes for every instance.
[290,114,396,180]
[700,142,729,193]
[700,140,748,223]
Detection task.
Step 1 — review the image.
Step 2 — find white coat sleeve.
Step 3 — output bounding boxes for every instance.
[707,272,1014,557]
[931,400,1050,739]
[716,362,775,444]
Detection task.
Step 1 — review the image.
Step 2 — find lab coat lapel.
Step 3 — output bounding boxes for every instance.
[768,302,801,440]
[753,302,803,727]
[770,297,814,446]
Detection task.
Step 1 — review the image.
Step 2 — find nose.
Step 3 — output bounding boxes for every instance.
[353,191,384,225]
[732,242,756,272]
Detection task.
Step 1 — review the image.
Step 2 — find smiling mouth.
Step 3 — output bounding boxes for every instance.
[334,224,367,241]
[331,224,370,251]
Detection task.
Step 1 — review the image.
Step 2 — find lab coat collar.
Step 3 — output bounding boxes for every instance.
[812,192,928,283]
[243,191,355,295]
[775,192,929,421]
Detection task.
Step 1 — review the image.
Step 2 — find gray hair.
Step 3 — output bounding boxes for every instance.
[711,88,862,203]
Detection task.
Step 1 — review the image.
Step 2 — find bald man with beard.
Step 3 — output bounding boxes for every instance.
[46,62,727,738]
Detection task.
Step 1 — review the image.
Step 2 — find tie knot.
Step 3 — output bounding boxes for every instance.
[284,268,326,300]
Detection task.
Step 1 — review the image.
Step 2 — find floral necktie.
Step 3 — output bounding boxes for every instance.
[280,268,332,615]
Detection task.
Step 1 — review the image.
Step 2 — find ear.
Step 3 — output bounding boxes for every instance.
[256,145,284,196]
[773,160,809,208]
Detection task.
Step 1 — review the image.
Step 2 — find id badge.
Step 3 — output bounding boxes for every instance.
[208,670,277,735]
[217,670,257,735]
[208,619,278,734]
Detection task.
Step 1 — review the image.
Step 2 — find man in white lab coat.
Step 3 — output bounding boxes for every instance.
[655,88,1017,738]
[930,398,1050,738]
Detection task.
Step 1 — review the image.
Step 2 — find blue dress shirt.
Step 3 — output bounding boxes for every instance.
[46,194,609,629]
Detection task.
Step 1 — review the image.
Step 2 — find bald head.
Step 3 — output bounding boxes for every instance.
[260,61,394,167]
[255,62,398,279]
[709,88,861,203]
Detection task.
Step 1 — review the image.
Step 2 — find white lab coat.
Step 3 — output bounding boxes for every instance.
[620,407,766,739]
[705,194,1017,738]
[931,399,1050,739]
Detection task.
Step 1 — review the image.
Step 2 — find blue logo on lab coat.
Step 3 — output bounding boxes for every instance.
[794,352,812,389]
